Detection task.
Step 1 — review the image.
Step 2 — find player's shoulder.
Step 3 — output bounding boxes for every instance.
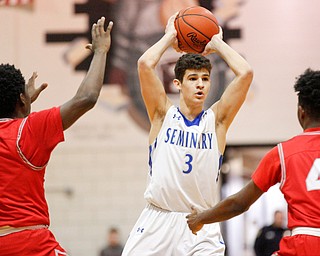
[164,105,178,118]
[25,107,62,129]
[205,107,214,117]
[28,107,59,118]
[282,128,320,144]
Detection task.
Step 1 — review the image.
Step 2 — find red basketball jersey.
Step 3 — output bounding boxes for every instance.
[0,107,64,228]
[252,128,320,229]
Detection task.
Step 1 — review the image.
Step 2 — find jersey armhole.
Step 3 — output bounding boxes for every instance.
[277,143,286,189]
[16,117,47,171]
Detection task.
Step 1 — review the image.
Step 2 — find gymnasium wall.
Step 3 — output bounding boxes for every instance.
[1,1,319,255]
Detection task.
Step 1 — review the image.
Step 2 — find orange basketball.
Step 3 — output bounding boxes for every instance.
[174,6,219,53]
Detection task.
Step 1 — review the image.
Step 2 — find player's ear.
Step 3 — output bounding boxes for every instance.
[173,78,181,91]
[298,105,305,115]
[297,104,305,127]
[19,93,27,106]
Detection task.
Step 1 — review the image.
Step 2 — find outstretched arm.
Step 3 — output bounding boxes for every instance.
[60,17,113,130]
[137,13,180,123]
[186,180,263,235]
[206,27,253,153]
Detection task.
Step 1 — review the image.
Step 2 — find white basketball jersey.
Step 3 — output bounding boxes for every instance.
[144,106,222,212]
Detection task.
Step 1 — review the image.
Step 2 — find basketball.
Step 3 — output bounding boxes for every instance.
[174,6,219,53]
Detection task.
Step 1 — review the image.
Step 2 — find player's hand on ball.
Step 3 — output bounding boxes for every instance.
[165,12,183,53]
[202,26,223,56]
[186,206,204,235]
[86,17,113,53]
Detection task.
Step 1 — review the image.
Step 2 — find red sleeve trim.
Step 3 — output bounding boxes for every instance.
[277,143,286,189]
[16,117,47,171]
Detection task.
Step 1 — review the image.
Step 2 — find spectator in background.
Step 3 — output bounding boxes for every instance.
[254,210,286,256]
[99,227,123,256]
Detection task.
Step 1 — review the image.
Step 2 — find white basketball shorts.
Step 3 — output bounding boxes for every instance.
[122,204,225,256]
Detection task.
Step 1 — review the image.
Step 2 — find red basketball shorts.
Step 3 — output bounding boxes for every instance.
[0,228,67,256]
[273,234,320,256]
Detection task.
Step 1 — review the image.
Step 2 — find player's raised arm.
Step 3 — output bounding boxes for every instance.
[206,27,253,153]
[60,17,113,130]
[137,13,179,122]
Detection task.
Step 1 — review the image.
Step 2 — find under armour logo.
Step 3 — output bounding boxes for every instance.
[203,111,207,117]
[173,114,181,120]
[137,227,145,233]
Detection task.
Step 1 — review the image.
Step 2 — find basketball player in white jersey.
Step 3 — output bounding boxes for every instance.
[122,13,253,255]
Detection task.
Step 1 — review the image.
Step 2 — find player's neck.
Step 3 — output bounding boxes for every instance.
[179,104,203,121]
[304,121,320,130]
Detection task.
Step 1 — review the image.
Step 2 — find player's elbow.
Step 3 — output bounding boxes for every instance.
[75,93,99,111]
[84,93,99,109]
[137,55,156,71]
[240,67,254,85]
[246,68,254,82]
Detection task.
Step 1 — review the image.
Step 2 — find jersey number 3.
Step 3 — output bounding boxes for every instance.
[306,158,320,191]
[183,154,193,174]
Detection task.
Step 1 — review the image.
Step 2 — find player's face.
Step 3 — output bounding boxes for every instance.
[180,68,211,105]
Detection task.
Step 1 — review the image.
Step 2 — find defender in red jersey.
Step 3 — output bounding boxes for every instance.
[0,17,113,256]
[186,69,320,256]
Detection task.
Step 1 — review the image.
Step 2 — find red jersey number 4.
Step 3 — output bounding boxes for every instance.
[306,158,320,191]
[55,249,67,256]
